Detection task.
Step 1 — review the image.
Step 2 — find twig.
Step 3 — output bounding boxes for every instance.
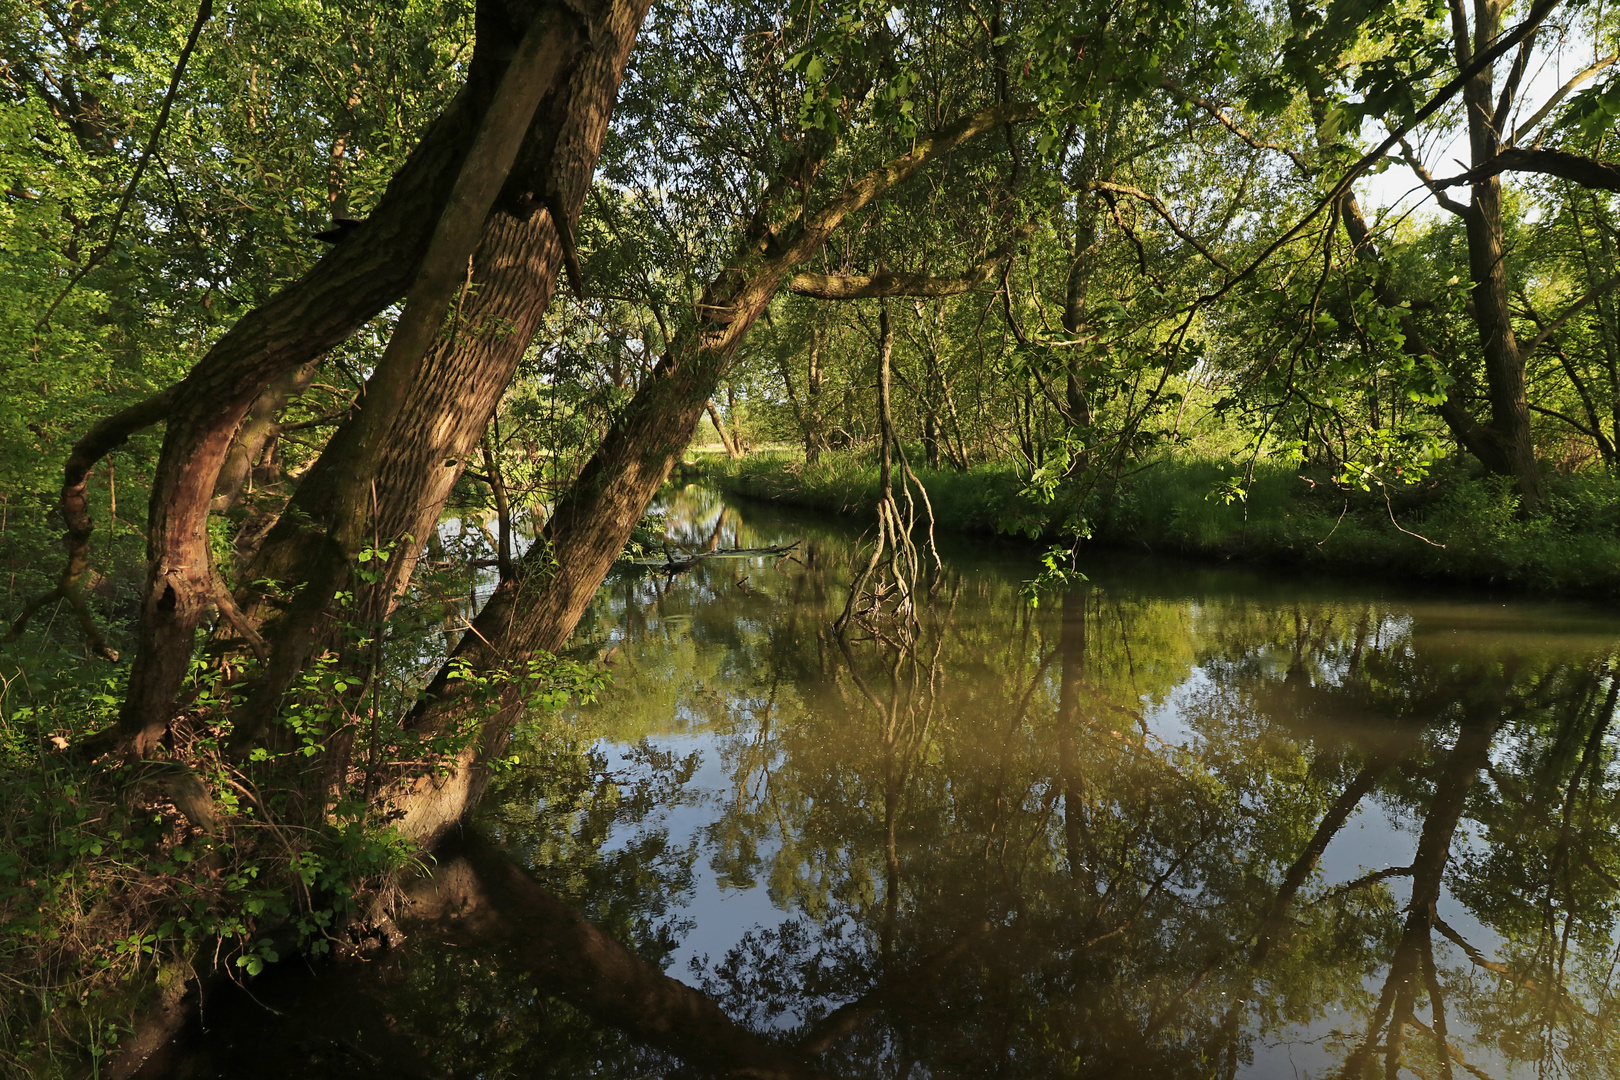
[34,0,215,330]
[1385,487,1445,548]
[1318,500,1349,546]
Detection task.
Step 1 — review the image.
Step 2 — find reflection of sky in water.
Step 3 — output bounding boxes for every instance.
[524,488,1620,1077]
[593,736,800,1004]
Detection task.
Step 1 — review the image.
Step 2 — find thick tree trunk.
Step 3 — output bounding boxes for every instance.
[114,0,647,754]
[1288,0,1544,503]
[227,6,583,754]
[1456,0,1545,508]
[118,2,548,751]
[244,0,646,638]
[393,101,1037,845]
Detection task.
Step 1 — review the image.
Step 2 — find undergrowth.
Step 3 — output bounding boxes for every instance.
[700,450,1620,597]
[0,568,601,1079]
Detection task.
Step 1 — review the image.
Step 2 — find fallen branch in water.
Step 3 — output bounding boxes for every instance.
[631,540,801,574]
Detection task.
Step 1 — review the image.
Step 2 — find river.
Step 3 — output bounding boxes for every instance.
[145,484,1620,1079]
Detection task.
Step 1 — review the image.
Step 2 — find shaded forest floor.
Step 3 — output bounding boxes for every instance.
[696,450,1620,598]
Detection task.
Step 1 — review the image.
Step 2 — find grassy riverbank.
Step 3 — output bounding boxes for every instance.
[696,451,1620,597]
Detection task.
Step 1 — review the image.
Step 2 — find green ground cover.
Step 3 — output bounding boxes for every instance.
[698,451,1620,597]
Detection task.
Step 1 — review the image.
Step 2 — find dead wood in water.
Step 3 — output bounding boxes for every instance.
[631,540,801,574]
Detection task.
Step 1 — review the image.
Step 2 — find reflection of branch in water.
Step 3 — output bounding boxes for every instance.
[1150,736,1409,1078]
[404,832,838,1080]
[637,540,802,574]
[823,582,951,1050]
[1407,1014,1498,1080]
[792,929,984,1055]
[1432,916,1612,1034]
[1309,863,1414,906]
[1341,689,1506,1080]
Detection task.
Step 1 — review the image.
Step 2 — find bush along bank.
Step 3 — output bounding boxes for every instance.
[696,451,1620,598]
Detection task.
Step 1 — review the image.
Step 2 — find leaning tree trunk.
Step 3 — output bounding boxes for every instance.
[112,0,635,755]
[391,101,1035,846]
[243,0,648,641]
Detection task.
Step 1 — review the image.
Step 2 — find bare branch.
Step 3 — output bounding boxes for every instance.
[1438,146,1620,191]
[1508,54,1619,147]
[1159,81,1313,177]
[1091,181,1230,271]
[1396,137,1470,216]
[34,0,214,330]
[1519,268,1620,355]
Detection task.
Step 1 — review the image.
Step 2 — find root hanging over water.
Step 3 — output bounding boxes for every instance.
[836,299,942,638]
[835,453,941,635]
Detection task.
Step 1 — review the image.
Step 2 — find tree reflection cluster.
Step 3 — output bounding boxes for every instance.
[214,490,1620,1079]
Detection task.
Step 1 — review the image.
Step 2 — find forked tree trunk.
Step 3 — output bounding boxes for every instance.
[224,7,584,754]
[244,0,648,638]
[392,101,1035,845]
[113,0,642,753]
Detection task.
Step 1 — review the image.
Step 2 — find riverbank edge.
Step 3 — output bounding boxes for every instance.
[686,452,1620,600]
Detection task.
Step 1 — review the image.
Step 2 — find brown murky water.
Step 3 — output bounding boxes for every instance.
[152,485,1620,1079]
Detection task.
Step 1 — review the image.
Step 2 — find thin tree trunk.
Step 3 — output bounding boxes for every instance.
[479,435,513,577]
[877,301,896,498]
[1456,0,1545,509]
[805,324,824,464]
[706,399,739,457]
[726,384,745,454]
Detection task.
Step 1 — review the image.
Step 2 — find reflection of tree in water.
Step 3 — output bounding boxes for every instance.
[680,576,1620,1079]
[295,495,1620,1080]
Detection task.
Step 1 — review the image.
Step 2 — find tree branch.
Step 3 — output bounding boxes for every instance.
[1508,54,1619,147]
[7,385,180,657]
[1200,0,1560,305]
[789,232,1025,300]
[33,0,214,331]
[1396,136,1470,216]
[1158,81,1313,177]
[1438,146,1620,191]
[1091,180,1230,270]
[1518,268,1620,356]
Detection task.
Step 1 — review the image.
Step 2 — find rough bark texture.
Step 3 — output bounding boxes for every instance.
[393,100,1036,846]
[228,6,585,754]
[121,27,499,750]
[1446,146,1620,192]
[243,0,648,639]
[118,0,643,754]
[210,361,319,515]
[1455,0,1545,508]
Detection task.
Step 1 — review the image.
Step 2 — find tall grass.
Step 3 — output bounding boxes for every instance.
[698,450,1620,597]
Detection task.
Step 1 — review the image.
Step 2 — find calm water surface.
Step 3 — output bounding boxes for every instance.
[161,486,1620,1079]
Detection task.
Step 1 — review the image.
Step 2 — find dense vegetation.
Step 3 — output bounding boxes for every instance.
[5,0,1620,1073]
